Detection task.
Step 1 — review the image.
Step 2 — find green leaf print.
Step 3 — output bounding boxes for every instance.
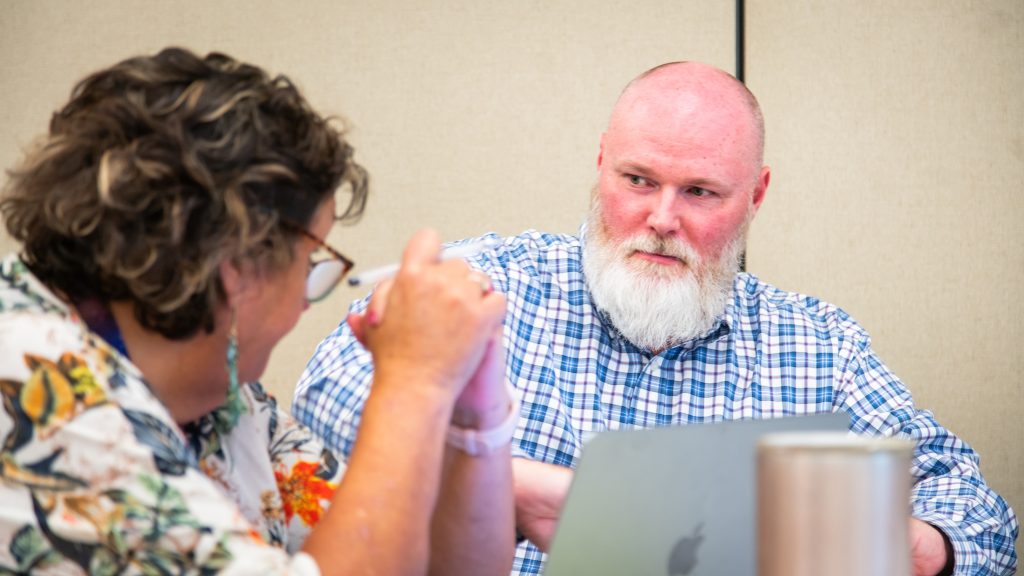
[6,525,61,573]
[101,474,236,572]
[88,546,122,576]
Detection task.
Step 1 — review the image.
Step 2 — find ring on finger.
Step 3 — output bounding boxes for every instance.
[468,272,492,295]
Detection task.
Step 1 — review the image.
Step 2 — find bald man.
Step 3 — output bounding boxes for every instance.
[295,62,1018,575]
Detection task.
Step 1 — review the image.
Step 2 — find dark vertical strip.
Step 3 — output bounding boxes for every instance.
[736,0,745,83]
[737,0,747,271]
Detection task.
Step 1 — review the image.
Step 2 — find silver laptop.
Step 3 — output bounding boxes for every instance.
[542,413,850,576]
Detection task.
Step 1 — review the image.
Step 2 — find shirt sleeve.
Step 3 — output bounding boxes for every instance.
[832,328,1019,575]
[292,293,375,459]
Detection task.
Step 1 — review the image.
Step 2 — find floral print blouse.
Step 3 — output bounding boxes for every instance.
[0,255,344,575]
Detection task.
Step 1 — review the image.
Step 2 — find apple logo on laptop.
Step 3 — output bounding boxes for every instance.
[667,522,705,575]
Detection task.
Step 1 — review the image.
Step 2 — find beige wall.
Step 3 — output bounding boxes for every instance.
[2,0,1020,540]
[746,0,1023,537]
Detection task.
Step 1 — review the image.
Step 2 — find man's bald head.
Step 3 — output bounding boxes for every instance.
[609,61,765,171]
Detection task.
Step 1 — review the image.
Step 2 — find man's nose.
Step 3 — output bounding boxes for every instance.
[646,189,681,236]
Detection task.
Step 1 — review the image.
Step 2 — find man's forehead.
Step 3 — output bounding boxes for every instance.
[607,79,761,173]
[618,87,705,125]
[608,96,751,155]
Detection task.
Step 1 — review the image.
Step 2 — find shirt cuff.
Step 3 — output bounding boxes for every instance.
[912,512,970,575]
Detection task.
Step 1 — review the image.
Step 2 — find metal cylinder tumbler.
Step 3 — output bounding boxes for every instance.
[757,432,915,576]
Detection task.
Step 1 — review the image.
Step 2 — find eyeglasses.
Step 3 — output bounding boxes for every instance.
[281,220,354,303]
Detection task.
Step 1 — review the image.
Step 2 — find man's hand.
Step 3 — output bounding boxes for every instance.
[450,327,509,429]
[910,518,953,576]
[512,458,573,552]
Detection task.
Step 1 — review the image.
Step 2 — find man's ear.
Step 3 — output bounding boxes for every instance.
[597,133,606,170]
[751,165,770,215]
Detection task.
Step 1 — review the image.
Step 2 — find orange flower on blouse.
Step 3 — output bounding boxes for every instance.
[275,460,336,527]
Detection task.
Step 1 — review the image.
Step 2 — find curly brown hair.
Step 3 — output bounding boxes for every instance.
[1,47,367,339]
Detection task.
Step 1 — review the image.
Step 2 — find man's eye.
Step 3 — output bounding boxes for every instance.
[627,175,649,186]
[689,187,712,197]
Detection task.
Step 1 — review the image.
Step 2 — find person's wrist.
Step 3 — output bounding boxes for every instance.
[451,396,510,429]
[446,384,520,456]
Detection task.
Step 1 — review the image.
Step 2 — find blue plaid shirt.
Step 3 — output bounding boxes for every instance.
[295,229,1018,575]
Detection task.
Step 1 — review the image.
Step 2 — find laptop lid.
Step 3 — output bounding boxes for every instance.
[542,413,850,576]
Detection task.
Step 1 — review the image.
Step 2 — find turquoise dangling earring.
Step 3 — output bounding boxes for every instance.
[214,307,245,433]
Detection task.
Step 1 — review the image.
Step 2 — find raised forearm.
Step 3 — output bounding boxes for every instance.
[302,383,452,576]
[428,393,516,573]
[428,443,515,576]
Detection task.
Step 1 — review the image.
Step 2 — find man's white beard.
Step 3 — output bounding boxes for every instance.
[582,202,748,351]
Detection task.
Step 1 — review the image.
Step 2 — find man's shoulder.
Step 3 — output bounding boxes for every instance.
[732,273,868,339]
[468,230,582,275]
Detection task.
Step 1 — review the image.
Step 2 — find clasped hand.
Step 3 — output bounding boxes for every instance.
[347,229,509,422]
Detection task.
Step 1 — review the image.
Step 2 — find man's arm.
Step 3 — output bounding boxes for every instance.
[834,332,1018,575]
[511,458,574,553]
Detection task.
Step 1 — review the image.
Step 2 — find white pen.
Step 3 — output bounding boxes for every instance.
[347,237,501,287]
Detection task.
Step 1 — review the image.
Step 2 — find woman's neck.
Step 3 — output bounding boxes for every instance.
[107,301,230,425]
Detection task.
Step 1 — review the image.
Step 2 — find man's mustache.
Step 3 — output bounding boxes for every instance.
[618,234,700,267]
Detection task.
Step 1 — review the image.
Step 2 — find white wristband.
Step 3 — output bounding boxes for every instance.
[446,384,521,457]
